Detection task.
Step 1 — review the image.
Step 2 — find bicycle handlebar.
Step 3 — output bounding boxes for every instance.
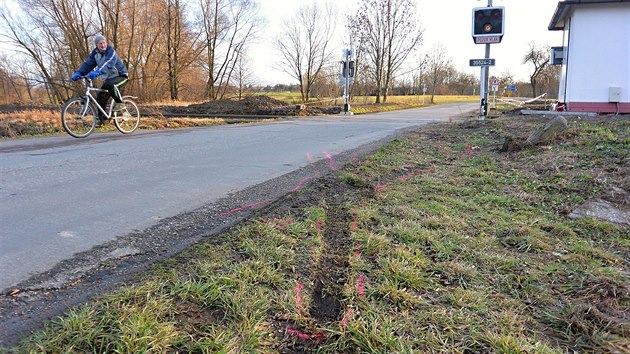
[81,76,93,83]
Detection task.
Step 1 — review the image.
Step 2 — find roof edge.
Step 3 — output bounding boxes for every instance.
[549,0,630,30]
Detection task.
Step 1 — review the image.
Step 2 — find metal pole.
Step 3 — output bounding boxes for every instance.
[486,0,493,116]
[344,50,350,114]
[478,0,493,121]
[479,66,485,120]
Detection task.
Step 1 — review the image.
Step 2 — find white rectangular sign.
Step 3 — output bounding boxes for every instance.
[475,36,501,44]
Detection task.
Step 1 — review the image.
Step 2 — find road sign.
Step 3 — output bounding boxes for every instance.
[469,58,496,66]
[492,85,498,92]
[491,77,499,85]
[474,36,501,44]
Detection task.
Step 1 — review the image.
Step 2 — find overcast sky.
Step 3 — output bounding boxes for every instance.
[0,0,565,86]
[252,0,564,85]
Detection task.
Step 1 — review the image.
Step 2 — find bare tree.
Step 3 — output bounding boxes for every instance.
[449,72,477,96]
[274,3,335,103]
[122,0,170,100]
[537,63,560,98]
[163,0,204,100]
[0,0,262,103]
[234,50,254,99]
[197,0,262,100]
[410,55,427,96]
[424,43,454,104]
[523,42,550,97]
[1,2,72,102]
[349,0,423,103]
[0,58,22,102]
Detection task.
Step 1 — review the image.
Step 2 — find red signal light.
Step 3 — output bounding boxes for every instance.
[472,6,504,40]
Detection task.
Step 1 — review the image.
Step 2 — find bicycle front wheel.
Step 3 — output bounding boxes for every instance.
[113,98,140,134]
[61,98,97,138]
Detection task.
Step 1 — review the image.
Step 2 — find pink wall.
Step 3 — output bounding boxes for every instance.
[568,102,630,114]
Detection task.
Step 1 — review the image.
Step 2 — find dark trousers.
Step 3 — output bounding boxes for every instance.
[96,76,128,119]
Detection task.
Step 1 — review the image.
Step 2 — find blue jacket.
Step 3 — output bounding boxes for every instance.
[77,45,128,80]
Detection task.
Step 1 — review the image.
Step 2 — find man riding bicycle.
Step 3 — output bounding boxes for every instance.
[71,34,128,125]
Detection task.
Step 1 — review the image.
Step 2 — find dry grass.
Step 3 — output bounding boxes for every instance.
[0,95,480,138]
[0,110,64,137]
[0,110,226,138]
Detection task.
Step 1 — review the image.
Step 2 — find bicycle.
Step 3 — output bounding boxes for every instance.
[61,76,140,138]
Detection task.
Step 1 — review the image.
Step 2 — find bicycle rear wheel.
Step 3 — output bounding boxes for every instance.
[113,98,140,134]
[61,98,97,138]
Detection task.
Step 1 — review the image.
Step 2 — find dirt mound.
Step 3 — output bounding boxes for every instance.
[0,95,342,119]
[160,95,341,116]
[188,95,288,114]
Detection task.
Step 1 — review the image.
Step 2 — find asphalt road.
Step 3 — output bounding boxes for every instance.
[0,103,476,292]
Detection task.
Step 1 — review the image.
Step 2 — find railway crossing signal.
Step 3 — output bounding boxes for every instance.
[472,6,505,44]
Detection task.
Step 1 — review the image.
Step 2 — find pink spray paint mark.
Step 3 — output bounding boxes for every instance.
[294,282,304,314]
[466,144,472,156]
[399,170,424,181]
[354,241,362,257]
[323,151,336,171]
[350,209,358,232]
[274,218,293,230]
[315,219,324,233]
[291,172,320,192]
[219,199,273,217]
[375,183,388,192]
[292,176,311,192]
[351,153,359,163]
[287,328,326,342]
[287,328,311,341]
[340,308,354,331]
[306,152,313,162]
[357,274,366,299]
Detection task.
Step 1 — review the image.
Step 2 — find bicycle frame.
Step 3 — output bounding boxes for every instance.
[79,78,116,119]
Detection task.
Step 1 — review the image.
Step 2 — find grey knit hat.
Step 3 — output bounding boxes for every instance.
[93,34,107,47]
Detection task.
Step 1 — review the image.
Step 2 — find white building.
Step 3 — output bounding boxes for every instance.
[549,0,630,114]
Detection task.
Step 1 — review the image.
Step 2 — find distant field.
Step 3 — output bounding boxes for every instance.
[259,93,479,106]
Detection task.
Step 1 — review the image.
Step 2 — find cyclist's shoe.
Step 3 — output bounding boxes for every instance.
[96,117,109,127]
[112,102,125,111]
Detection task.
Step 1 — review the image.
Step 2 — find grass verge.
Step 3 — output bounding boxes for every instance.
[4,114,629,353]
